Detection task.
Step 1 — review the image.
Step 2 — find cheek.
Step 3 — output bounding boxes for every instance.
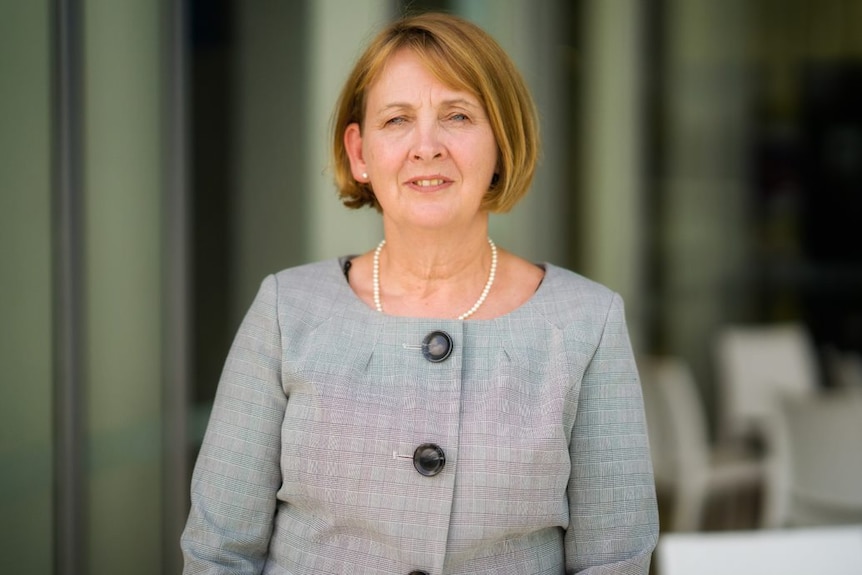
[464,141,499,177]
[364,136,403,169]
[470,131,499,169]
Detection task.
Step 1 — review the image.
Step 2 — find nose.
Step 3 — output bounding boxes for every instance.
[411,119,445,161]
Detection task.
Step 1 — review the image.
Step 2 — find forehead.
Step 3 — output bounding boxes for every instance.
[367,48,477,105]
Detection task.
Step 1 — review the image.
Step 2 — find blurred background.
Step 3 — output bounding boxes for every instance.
[2,0,861,573]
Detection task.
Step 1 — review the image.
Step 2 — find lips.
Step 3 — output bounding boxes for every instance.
[408,176,451,189]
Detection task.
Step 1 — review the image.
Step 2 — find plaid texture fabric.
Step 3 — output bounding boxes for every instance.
[181,260,659,574]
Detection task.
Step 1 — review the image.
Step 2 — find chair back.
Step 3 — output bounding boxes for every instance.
[714,322,819,443]
[769,392,862,527]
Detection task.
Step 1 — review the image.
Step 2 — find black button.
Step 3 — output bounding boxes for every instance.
[413,443,446,476]
[408,571,429,575]
[422,330,453,362]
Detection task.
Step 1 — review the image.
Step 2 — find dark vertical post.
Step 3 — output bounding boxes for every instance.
[162,0,191,572]
[51,0,85,573]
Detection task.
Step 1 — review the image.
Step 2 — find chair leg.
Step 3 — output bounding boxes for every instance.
[672,482,707,532]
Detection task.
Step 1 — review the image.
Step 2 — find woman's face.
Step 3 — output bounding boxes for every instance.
[344,48,499,232]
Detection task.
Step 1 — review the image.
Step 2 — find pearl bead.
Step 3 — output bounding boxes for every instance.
[373,237,497,320]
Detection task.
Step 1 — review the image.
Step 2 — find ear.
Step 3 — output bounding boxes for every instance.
[344,123,368,181]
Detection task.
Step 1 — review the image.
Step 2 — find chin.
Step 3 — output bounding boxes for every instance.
[408,210,475,231]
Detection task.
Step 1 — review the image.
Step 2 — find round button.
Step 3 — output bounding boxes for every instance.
[413,443,446,477]
[422,330,453,362]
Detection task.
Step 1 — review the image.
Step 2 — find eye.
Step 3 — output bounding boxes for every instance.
[384,116,407,126]
[449,113,469,122]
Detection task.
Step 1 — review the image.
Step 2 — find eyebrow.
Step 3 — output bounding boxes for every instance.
[375,98,482,113]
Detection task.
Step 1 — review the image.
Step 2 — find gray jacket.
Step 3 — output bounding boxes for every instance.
[181,259,659,574]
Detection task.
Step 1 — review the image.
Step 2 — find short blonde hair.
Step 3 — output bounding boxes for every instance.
[331,12,539,213]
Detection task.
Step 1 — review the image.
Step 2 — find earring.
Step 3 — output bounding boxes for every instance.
[362,172,368,179]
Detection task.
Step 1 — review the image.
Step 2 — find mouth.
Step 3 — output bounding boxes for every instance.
[416,179,445,187]
[409,177,451,189]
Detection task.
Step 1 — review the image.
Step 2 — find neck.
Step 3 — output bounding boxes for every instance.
[381,224,490,280]
[373,233,497,319]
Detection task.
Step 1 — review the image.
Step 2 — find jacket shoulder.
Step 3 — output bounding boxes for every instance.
[266,259,352,323]
[539,263,621,330]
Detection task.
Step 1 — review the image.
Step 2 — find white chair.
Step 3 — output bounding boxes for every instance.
[639,355,763,532]
[657,525,862,575]
[713,322,820,447]
[764,392,862,528]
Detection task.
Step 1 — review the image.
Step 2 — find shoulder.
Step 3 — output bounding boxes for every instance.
[271,259,344,289]
[255,259,354,322]
[534,263,624,332]
[540,263,620,311]
[532,266,635,380]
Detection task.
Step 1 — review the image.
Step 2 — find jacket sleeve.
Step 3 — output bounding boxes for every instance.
[565,293,659,574]
[181,275,286,574]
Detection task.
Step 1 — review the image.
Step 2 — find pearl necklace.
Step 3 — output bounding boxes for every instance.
[373,237,497,320]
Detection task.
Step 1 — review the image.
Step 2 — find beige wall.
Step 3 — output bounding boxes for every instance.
[0,1,54,572]
[83,1,164,573]
[579,0,648,349]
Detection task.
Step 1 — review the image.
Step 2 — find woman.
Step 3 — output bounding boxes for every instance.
[182,12,658,575]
